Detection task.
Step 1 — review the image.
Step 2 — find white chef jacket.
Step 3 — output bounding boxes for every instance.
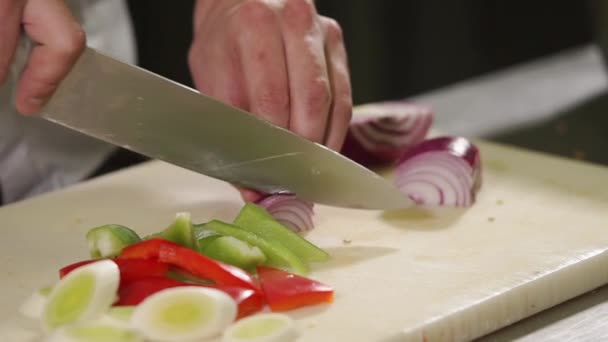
[0,0,137,204]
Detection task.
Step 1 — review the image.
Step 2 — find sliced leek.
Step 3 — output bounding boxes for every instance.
[100,306,135,327]
[131,286,237,341]
[42,260,120,332]
[47,321,143,342]
[19,286,52,319]
[223,313,298,342]
[105,306,135,322]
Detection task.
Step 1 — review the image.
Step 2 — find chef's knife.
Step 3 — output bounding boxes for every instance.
[14,41,412,210]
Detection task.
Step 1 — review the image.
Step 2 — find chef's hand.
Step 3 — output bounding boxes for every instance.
[0,0,85,115]
[189,0,352,150]
[188,0,352,201]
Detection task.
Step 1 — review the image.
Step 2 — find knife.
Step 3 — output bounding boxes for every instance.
[14,39,412,210]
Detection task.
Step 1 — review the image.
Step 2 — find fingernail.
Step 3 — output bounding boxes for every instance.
[239,188,264,202]
[18,97,47,115]
[28,97,45,106]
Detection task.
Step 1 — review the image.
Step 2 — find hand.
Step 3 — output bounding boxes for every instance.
[0,0,85,115]
[188,0,352,202]
[188,0,352,150]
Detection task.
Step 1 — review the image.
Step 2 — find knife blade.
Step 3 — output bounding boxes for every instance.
[19,43,412,210]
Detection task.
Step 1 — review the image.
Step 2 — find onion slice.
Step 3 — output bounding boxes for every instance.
[255,194,315,234]
[341,101,434,165]
[394,136,481,207]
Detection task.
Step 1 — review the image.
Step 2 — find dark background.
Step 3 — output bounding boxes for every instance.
[125,0,596,104]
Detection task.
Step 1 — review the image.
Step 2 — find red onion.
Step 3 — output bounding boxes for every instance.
[341,101,434,165]
[394,136,481,207]
[256,193,315,233]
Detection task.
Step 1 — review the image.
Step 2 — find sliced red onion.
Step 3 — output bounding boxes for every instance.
[341,101,434,166]
[255,193,315,233]
[394,136,481,207]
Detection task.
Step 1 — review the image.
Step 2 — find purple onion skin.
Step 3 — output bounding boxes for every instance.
[340,101,434,166]
[398,136,480,168]
[340,131,390,166]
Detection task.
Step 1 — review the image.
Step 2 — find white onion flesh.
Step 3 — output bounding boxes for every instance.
[394,136,481,207]
[256,194,314,233]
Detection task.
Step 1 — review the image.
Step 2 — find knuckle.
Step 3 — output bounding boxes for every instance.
[54,26,86,57]
[283,0,315,30]
[323,18,343,42]
[236,0,276,27]
[285,0,315,13]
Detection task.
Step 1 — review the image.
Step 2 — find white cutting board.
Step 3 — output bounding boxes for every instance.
[0,141,607,342]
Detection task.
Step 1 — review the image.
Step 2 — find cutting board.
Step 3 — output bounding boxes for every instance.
[0,140,607,342]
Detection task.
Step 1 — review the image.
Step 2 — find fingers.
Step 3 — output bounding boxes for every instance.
[279,0,332,143]
[235,186,264,203]
[189,0,351,150]
[235,1,290,128]
[0,0,25,85]
[16,0,86,115]
[320,17,352,151]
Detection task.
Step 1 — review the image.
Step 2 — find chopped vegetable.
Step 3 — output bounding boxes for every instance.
[103,306,135,324]
[219,286,265,319]
[196,220,308,275]
[19,286,53,319]
[131,286,237,341]
[341,101,434,165]
[255,193,315,234]
[234,203,328,262]
[166,268,215,285]
[394,136,482,207]
[116,276,264,319]
[42,260,120,332]
[59,258,169,286]
[86,224,141,258]
[118,238,261,291]
[147,212,197,250]
[256,266,333,312]
[46,321,143,342]
[222,313,298,342]
[199,236,267,271]
[116,276,185,306]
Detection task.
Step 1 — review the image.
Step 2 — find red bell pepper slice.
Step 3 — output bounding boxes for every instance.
[116,276,265,318]
[118,238,260,292]
[256,266,333,312]
[115,276,185,306]
[59,258,169,286]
